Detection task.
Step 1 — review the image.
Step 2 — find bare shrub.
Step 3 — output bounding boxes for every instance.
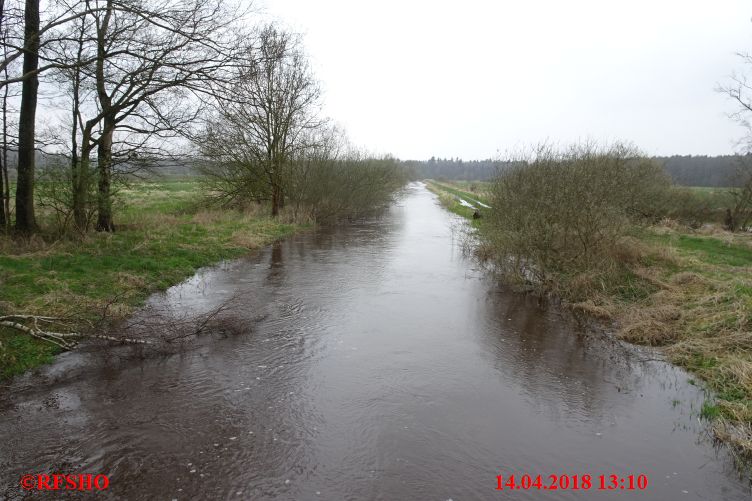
[287,147,406,223]
[727,161,752,231]
[201,118,408,223]
[35,162,96,235]
[662,187,714,228]
[481,142,671,290]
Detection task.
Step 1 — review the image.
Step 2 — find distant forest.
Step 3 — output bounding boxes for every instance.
[404,155,752,187]
[7,153,749,188]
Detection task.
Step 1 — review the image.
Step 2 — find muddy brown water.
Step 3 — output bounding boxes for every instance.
[1,182,750,500]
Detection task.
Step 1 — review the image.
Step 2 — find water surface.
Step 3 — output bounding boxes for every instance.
[0,182,749,500]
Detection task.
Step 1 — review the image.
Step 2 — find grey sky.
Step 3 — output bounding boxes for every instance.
[262,0,752,160]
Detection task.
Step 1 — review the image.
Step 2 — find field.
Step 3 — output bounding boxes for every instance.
[425,180,491,221]
[0,179,304,378]
[428,179,752,457]
[686,186,738,207]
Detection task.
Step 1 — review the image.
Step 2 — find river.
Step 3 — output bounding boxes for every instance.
[0,182,749,500]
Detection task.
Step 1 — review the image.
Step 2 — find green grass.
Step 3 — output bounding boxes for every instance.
[686,186,738,209]
[0,179,305,379]
[0,335,58,379]
[427,180,491,206]
[672,234,752,267]
[425,180,488,226]
[701,401,722,420]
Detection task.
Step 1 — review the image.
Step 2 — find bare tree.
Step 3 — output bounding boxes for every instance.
[66,0,242,231]
[718,52,752,231]
[2,0,95,233]
[0,0,97,85]
[0,0,243,233]
[199,26,321,216]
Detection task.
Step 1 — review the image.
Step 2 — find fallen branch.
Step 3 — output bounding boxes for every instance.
[0,315,151,350]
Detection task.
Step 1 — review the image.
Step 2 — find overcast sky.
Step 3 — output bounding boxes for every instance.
[261,0,752,160]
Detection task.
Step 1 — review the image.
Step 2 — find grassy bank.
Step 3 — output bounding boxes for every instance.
[0,179,304,379]
[428,179,752,459]
[425,180,490,222]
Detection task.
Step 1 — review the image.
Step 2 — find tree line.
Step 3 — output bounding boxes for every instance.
[0,0,405,236]
[402,155,752,187]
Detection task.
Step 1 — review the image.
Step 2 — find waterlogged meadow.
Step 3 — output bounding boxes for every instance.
[0,180,302,378]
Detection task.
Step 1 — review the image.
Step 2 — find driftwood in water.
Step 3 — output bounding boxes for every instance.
[0,294,247,351]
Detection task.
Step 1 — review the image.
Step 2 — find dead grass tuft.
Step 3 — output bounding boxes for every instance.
[116,272,147,289]
[631,267,674,291]
[670,271,710,286]
[147,213,182,228]
[650,245,680,266]
[0,233,77,257]
[570,300,614,320]
[619,319,679,345]
[713,418,752,461]
[191,210,227,225]
[567,272,601,299]
[611,237,647,264]
[230,231,264,249]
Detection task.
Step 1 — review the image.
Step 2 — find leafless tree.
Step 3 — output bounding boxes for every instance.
[718,52,752,230]
[0,0,245,233]
[199,25,321,216]
[2,0,94,233]
[68,0,243,231]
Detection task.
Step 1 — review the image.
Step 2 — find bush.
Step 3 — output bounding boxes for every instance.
[481,142,671,287]
[662,187,713,228]
[287,151,406,222]
[36,162,97,235]
[199,126,408,222]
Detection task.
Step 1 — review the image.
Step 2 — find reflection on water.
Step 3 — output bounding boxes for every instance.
[0,182,749,500]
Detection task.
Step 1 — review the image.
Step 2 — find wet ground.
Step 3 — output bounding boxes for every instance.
[0,182,750,499]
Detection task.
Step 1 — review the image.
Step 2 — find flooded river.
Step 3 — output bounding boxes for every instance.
[1,182,750,499]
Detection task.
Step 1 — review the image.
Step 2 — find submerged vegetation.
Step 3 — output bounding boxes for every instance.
[430,142,752,461]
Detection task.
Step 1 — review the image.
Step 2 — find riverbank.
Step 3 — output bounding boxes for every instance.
[0,179,304,379]
[427,179,752,461]
[425,180,490,222]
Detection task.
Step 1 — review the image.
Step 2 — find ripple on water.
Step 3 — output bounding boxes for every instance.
[0,183,749,500]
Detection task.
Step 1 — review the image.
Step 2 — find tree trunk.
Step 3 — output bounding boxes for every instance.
[70,16,88,233]
[72,127,91,232]
[1,83,8,231]
[72,155,88,231]
[95,122,114,232]
[0,0,7,229]
[0,152,5,229]
[271,185,280,217]
[14,0,40,234]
